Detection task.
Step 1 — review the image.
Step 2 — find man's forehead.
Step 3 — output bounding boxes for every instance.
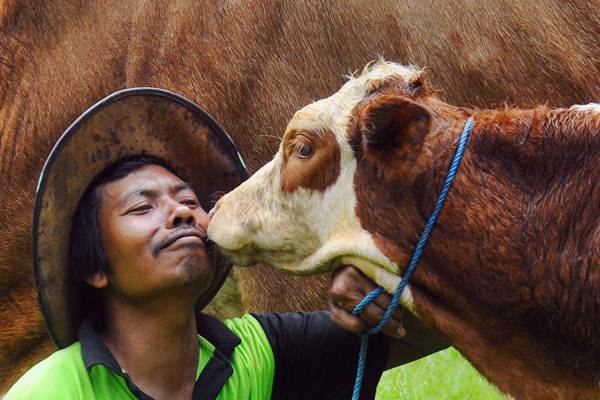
[100,165,193,204]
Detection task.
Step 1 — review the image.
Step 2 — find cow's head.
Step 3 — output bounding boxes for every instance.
[208,60,436,297]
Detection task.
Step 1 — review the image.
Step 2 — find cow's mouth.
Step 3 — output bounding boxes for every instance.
[215,242,314,270]
[216,245,260,267]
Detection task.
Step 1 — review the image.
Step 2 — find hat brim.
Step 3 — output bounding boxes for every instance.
[32,88,248,348]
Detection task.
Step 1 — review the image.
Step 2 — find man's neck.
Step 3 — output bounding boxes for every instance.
[100,296,200,400]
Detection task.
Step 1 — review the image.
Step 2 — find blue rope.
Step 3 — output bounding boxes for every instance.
[350,116,474,399]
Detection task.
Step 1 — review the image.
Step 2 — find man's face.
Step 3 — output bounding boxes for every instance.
[96,165,214,302]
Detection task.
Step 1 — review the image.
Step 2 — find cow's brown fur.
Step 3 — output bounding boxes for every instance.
[281,130,341,193]
[349,84,600,398]
[2,0,600,391]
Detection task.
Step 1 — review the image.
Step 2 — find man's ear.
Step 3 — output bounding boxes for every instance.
[357,94,431,151]
[84,272,108,289]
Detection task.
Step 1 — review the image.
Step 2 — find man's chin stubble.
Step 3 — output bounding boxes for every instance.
[177,252,214,286]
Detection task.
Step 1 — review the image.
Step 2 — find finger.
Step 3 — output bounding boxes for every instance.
[328,283,368,313]
[368,290,405,324]
[381,308,406,338]
[339,267,403,323]
[329,298,368,333]
[329,267,380,310]
[347,266,380,294]
[329,265,405,337]
[370,291,405,337]
[358,301,405,338]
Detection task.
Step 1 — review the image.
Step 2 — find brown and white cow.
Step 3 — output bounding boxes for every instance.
[208,60,600,399]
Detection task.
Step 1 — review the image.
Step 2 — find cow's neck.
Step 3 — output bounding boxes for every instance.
[355,100,600,398]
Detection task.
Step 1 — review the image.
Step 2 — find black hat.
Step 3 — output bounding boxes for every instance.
[32,88,248,348]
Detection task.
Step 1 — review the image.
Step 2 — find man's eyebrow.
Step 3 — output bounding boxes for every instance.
[117,182,194,208]
[117,189,157,208]
[173,182,192,193]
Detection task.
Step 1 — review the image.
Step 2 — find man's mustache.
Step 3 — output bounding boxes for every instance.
[152,226,210,258]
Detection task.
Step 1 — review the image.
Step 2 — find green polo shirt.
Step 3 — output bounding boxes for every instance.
[6,311,389,399]
[5,314,274,400]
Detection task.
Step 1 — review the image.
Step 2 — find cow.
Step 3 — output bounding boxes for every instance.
[1,0,600,391]
[207,60,600,399]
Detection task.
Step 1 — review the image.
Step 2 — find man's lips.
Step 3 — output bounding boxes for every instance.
[158,229,206,251]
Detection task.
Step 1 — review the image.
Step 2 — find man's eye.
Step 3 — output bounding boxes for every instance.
[181,199,199,207]
[129,205,152,213]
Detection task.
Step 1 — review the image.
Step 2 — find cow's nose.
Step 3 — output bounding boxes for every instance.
[208,203,220,224]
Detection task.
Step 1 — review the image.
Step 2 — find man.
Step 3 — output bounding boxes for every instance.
[6,88,445,399]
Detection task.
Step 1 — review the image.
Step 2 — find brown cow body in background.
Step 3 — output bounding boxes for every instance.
[1,0,599,391]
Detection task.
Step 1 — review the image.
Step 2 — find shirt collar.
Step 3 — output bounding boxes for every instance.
[79,319,122,373]
[79,312,242,373]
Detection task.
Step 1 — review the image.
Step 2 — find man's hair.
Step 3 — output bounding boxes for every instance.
[69,155,185,325]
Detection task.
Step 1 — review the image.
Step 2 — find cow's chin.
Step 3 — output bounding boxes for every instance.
[217,248,258,268]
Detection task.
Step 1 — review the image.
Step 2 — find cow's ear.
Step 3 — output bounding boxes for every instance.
[357,94,431,152]
[354,94,432,180]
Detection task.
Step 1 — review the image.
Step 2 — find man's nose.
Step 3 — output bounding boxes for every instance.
[167,204,196,228]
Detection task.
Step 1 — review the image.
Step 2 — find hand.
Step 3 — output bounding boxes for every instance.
[328,265,406,338]
[329,265,450,368]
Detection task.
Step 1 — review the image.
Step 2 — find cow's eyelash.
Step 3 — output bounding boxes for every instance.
[292,141,307,153]
[284,131,322,158]
[285,135,309,150]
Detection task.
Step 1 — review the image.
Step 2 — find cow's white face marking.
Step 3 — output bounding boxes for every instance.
[208,61,422,308]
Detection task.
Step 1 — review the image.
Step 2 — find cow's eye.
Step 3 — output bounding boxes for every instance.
[297,143,313,158]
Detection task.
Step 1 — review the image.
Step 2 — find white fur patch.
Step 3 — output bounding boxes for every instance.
[570,103,600,113]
